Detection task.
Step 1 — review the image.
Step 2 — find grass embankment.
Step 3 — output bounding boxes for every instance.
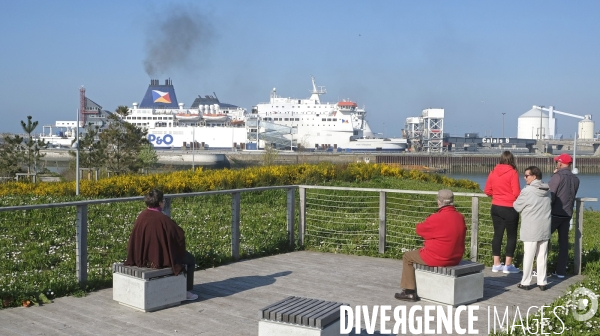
[0,163,479,307]
[0,162,597,333]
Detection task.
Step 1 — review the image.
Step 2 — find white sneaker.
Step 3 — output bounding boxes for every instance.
[492,263,504,272]
[552,272,565,279]
[503,265,520,274]
[186,291,198,301]
[532,271,537,277]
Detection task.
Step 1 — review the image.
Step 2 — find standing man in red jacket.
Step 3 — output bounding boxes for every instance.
[395,190,467,302]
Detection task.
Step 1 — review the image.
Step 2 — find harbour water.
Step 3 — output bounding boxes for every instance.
[446,173,600,210]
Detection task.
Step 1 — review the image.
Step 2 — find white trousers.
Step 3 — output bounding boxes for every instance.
[521,240,549,286]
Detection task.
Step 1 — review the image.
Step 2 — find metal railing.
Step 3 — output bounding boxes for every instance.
[297,186,596,276]
[0,186,296,287]
[0,186,596,290]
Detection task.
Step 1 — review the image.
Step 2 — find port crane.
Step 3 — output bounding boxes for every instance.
[532,105,585,139]
[533,105,585,174]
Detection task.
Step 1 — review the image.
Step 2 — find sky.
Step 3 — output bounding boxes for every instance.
[1,1,599,139]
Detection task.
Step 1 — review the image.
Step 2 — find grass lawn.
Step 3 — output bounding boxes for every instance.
[0,171,598,333]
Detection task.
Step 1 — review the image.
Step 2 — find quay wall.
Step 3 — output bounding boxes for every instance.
[41,149,600,174]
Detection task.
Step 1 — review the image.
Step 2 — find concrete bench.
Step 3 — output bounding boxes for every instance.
[258,296,347,336]
[112,263,186,312]
[415,260,485,306]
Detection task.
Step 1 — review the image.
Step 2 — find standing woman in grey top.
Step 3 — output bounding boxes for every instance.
[513,166,551,290]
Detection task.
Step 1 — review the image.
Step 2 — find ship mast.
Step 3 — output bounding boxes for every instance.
[309,76,326,104]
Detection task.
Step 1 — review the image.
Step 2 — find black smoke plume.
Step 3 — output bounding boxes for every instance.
[144,5,213,77]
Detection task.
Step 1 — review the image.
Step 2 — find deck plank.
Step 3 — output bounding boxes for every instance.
[0,251,583,335]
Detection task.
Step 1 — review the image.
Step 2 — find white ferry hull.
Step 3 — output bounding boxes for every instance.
[148,126,247,149]
[131,78,407,152]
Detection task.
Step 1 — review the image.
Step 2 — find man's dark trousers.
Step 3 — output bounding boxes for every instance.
[551,216,571,276]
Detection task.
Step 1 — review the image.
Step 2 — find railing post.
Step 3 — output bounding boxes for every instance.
[163,197,172,217]
[231,192,240,261]
[287,187,295,249]
[76,204,88,286]
[379,191,386,254]
[470,197,479,262]
[574,199,584,275]
[299,187,306,247]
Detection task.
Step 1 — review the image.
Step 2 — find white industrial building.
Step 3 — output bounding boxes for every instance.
[404,108,444,152]
[579,115,595,139]
[517,105,595,140]
[517,108,550,140]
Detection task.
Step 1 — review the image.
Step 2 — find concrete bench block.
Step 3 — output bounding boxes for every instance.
[113,272,186,312]
[259,296,346,336]
[415,269,484,306]
[259,319,342,336]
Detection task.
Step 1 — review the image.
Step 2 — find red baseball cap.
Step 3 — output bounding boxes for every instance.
[554,153,573,164]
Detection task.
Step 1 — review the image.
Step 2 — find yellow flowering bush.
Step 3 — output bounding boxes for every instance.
[0,163,479,197]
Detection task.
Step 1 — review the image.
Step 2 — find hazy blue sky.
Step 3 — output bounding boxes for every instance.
[1,1,599,138]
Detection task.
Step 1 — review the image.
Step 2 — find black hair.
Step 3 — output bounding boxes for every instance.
[144,189,164,208]
[525,166,542,180]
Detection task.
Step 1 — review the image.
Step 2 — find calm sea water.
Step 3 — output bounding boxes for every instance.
[446,173,600,211]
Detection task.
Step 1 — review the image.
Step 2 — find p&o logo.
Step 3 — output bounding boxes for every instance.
[148,134,173,145]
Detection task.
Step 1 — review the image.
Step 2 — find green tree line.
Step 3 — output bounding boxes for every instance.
[0,107,158,178]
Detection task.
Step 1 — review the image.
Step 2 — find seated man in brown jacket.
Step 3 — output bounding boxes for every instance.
[124,189,198,301]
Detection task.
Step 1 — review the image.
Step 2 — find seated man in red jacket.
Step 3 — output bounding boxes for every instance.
[124,189,198,301]
[395,189,467,301]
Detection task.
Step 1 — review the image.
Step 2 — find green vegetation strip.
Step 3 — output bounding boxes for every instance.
[0,170,597,333]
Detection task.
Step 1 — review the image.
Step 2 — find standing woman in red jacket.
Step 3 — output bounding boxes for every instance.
[484,151,521,274]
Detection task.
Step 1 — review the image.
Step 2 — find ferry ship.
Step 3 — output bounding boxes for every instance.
[40,78,407,152]
[248,77,407,151]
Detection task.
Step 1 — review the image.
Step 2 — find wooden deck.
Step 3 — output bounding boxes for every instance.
[0,251,583,335]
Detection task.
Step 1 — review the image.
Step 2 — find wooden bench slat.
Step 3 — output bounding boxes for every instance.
[299,301,336,326]
[259,296,296,320]
[309,303,344,328]
[290,300,326,325]
[113,263,176,280]
[263,296,297,319]
[276,297,310,322]
[414,260,484,277]
[306,302,339,327]
[291,300,331,325]
[273,297,306,322]
[284,298,323,323]
[260,297,349,329]
[316,304,347,329]
[268,297,304,321]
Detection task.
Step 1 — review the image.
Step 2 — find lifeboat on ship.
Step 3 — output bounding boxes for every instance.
[176,113,200,121]
[203,113,228,122]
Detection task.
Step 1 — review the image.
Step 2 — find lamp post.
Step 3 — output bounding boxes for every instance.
[192,127,195,171]
[75,109,80,196]
[573,128,579,174]
[502,113,506,138]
